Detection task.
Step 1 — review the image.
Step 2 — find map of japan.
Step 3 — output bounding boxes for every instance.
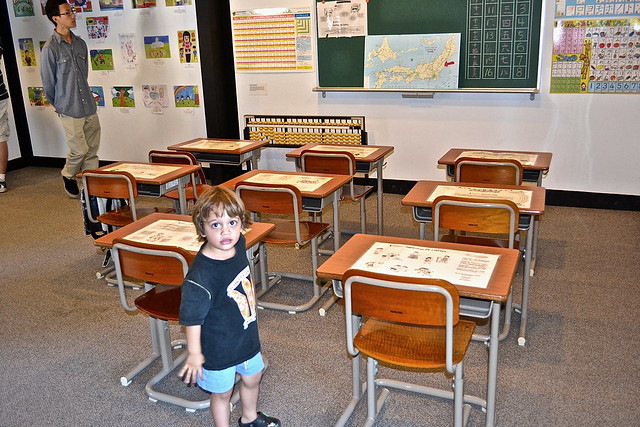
[364,33,461,89]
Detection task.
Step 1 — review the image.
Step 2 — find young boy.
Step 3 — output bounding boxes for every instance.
[179,186,280,427]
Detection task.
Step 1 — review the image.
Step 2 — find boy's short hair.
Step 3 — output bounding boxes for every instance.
[192,186,251,242]
[45,0,69,26]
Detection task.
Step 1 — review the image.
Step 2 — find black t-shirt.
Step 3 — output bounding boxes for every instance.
[179,234,260,370]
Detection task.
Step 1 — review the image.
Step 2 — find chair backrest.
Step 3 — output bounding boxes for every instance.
[111,238,194,312]
[455,157,523,186]
[301,149,357,199]
[148,149,206,186]
[433,196,519,248]
[343,269,460,372]
[82,170,138,222]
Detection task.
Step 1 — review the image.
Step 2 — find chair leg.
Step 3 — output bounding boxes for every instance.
[453,363,464,427]
[366,357,378,425]
[359,198,367,234]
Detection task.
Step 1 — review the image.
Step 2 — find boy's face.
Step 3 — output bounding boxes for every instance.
[200,208,242,260]
[54,3,77,30]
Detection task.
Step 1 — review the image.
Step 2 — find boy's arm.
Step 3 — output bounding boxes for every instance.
[178,325,205,384]
[39,46,57,109]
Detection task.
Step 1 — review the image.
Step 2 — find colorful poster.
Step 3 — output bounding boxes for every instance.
[111,86,135,107]
[13,0,35,17]
[144,35,171,59]
[99,0,123,10]
[39,0,47,14]
[132,0,156,9]
[173,85,199,107]
[178,30,197,63]
[18,38,36,67]
[70,0,93,13]
[119,33,138,64]
[555,0,640,19]
[39,41,46,51]
[550,19,640,94]
[166,0,191,5]
[86,16,109,40]
[90,86,105,107]
[28,87,49,106]
[142,84,168,113]
[90,49,115,71]
[232,8,313,72]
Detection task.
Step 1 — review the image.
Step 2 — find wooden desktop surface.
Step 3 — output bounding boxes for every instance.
[94,161,201,185]
[167,138,268,155]
[285,143,394,163]
[220,169,352,199]
[401,180,546,215]
[316,234,519,303]
[438,148,553,171]
[94,213,275,251]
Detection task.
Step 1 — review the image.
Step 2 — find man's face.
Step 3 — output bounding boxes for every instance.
[55,3,77,29]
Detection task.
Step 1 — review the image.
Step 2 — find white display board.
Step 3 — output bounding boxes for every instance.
[6,0,206,163]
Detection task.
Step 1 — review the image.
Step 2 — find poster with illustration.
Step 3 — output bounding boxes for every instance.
[178,30,197,63]
[132,0,156,9]
[19,38,36,67]
[90,49,114,71]
[119,33,137,65]
[144,35,171,59]
[111,86,135,107]
[13,0,35,17]
[142,84,168,113]
[39,41,46,51]
[39,0,47,14]
[28,87,49,106]
[86,16,109,40]
[174,85,199,107]
[166,0,191,6]
[90,86,105,107]
[70,0,93,13]
[99,0,123,10]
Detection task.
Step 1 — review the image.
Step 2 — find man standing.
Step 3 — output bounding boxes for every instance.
[41,0,100,198]
[0,37,9,193]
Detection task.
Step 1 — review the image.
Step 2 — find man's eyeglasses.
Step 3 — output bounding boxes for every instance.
[58,11,76,16]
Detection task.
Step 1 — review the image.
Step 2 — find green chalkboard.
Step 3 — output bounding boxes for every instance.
[317,0,542,90]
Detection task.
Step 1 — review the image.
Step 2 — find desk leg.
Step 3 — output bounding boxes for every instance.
[486,302,501,427]
[177,176,188,214]
[530,216,539,277]
[517,225,534,346]
[376,159,384,235]
[333,191,340,252]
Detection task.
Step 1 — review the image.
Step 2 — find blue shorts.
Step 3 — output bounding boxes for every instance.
[197,352,264,394]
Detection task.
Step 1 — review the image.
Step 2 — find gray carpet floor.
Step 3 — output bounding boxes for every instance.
[0,166,638,426]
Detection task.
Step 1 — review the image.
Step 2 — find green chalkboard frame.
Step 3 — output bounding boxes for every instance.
[316,0,542,92]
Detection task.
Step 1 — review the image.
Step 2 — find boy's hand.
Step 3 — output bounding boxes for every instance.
[178,353,205,385]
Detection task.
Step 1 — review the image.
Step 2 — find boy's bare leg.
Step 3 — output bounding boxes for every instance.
[211,388,233,427]
[238,371,263,424]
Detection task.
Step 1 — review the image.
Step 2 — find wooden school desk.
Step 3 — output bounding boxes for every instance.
[221,169,352,253]
[401,180,546,346]
[94,161,201,214]
[94,213,274,409]
[285,143,394,235]
[167,138,268,170]
[438,148,553,186]
[316,234,520,427]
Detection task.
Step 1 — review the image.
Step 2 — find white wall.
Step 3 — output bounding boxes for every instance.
[231,0,640,196]
[6,1,205,164]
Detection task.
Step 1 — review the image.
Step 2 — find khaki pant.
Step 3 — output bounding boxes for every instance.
[59,113,101,179]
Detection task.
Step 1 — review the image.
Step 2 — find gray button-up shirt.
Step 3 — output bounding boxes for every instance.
[40,31,96,118]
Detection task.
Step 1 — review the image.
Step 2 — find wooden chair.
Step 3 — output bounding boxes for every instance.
[111,238,210,411]
[454,157,523,185]
[300,149,373,234]
[340,269,475,427]
[235,181,331,313]
[148,150,211,204]
[433,195,519,339]
[82,169,173,230]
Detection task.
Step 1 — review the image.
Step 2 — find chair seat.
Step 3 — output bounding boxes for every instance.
[97,206,174,228]
[163,183,212,201]
[340,184,374,202]
[441,234,520,250]
[354,318,475,369]
[134,284,181,321]
[262,219,330,245]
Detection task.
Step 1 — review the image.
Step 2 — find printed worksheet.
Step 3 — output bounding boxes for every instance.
[457,151,538,166]
[309,144,378,157]
[427,185,533,209]
[185,140,253,150]
[125,219,201,251]
[350,242,499,289]
[105,163,180,179]
[245,173,332,192]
